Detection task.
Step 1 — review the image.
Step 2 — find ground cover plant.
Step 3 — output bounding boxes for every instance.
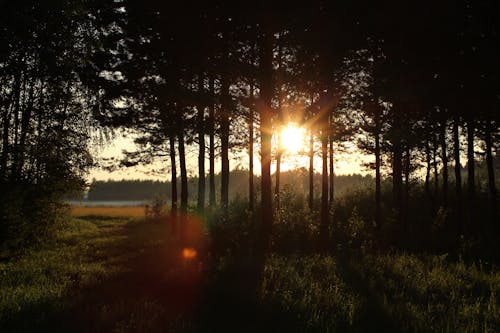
[1,204,498,332]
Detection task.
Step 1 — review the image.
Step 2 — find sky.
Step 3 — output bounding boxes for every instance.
[87,129,373,182]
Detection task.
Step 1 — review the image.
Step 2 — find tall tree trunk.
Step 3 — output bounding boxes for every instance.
[320,124,329,249]
[220,73,230,218]
[467,119,475,197]
[178,129,188,213]
[440,122,448,207]
[1,103,11,181]
[10,73,21,180]
[259,31,274,250]
[308,128,314,211]
[467,118,475,231]
[197,75,205,213]
[375,131,382,230]
[453,116,463,236]
[484,121,497,217]
[403,146,410,231]
[209,76,216,208]
[178,128,188,244]
[248,84,255,213]
[275,130,282,213]
[275,44,283,214]
[169,133,178,232]
[393,141,403,222]
[433,135,439,201]
[425,139,431,199]
[392,137,404,235]
[329,116,334,208]
[16,78,35,178]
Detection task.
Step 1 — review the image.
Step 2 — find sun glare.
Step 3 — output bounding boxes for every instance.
[280,123,305,154]
[182,247,197,260]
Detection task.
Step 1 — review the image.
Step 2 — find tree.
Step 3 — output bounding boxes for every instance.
[0,0,98,244]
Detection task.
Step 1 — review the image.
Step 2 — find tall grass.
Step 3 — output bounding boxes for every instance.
[260,253,499,332]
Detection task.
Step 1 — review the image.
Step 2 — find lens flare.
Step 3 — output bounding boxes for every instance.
[182,247,197,260]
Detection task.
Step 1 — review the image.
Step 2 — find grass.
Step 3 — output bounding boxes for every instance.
[0,216,183,331]
[69,205,146,218]
[0,213,498,332]
[261,253,499,332]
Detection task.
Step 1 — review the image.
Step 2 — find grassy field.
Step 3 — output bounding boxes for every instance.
[69,205,146,218]
[0,213,498,332]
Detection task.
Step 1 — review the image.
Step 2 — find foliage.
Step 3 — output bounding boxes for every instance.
[261,253,499,333]
[0,1,97,246]
[144,194,169,223]
[1,214,498,332]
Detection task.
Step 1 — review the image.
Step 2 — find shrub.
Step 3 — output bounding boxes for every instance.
[145,194,168,223]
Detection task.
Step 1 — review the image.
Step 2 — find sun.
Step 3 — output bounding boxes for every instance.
[280,123,305,154]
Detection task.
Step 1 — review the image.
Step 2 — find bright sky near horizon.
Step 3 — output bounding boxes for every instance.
[88,127,373,182]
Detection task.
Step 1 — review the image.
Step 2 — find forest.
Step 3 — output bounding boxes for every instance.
[84,172,375,201]
[0,1,499,332]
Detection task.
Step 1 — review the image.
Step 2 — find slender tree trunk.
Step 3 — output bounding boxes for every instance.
[453,116,463,236]
[484,121,497,217]
[425,139,431,199]
[440,122,448,207]
[197,75,205,213]
[403,146,410,231]
[308,128,314,211]
[209,76,216,208]
[220,73,230,218]
[329,116,334,208]
[34,93,43,182]
[16,78,34,178]
[178,130,188,213]
[177,127,188,244]
[393,141,403,222]
[375,131,382,230]
[433,136,439,201]
[248,84,255,213]
[1,103,11,181]
[467,119,475,197]
[320,124,329,248]
[10,73,21,180]
[467,118,475,231]
[275,44,283,214]
[275,130,282,213]
[259,31,274,249]
[169,133,178,232]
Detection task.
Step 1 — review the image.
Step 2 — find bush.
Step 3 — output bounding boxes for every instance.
[145,194,168,223]
[0,181,74,250]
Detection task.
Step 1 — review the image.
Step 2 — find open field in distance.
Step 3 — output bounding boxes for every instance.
[69,205,146,218]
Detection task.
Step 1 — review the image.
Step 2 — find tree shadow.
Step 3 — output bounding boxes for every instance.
[2,220,207,332]
[335,251,399,332]
[196,249,267,332]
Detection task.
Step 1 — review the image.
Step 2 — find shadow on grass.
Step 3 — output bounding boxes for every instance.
[335,251,398,332]
[1,219,207,332]
[5,218,490,332]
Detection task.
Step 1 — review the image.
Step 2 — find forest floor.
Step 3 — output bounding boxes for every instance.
[0,213,498,332]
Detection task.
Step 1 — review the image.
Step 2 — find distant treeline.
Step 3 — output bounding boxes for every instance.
[85,169,374,202]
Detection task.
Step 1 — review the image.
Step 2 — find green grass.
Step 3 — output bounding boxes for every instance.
[0,217,181,331]
[1,216,498,332]
[261,253,499,332]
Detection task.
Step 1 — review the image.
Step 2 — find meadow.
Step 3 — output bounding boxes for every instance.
[0,205,498,332]
[69,205,146,218]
